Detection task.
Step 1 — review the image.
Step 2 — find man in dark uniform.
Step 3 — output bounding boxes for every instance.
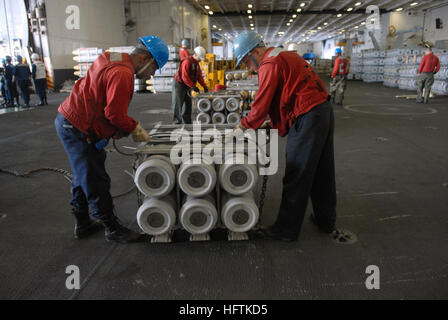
[13,55,31,108]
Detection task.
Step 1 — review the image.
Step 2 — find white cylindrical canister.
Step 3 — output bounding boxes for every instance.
[134,155,176,198]
[179,195,218,235]
[219,154,258,195]
[221,192,259,233]
[197,98,212,113]
[226,98,240,112]
[212,98,225,112]
[212,112,226,124]
[196,112,211,124]
[227,112,241,125]
[137,195,176,235]
[178,160,217,197]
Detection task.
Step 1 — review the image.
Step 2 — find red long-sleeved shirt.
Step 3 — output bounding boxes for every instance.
[179,47,190,60]
[241,47,329,137]
[58,52,137,139]
[418,53,440,74]
[174,56,206,88]
[332,56,350,78]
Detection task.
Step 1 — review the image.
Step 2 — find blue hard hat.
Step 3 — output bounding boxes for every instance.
[1,58,5,64]
[335,48,342,55]
[303,53,315,60]
[182,39,188,46]
[138,35,169,70]
[16,55,23,63]
[233,31,264,67]
[5,56,11,62]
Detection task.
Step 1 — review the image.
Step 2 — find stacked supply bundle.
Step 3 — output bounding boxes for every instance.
[147,45,180,93]
[383,49,405,88]
[398,48,424,91]
[361,49,385,83]
[73,47,103,78]
[194,90,257,125]
[348,51,363,80]
[432,50,448,96]
[109,46,147,93]
[313,59,332,75]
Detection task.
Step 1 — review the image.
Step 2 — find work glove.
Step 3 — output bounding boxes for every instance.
[224,122,246,143]
[259,120,271,130]
[203,86,209,93]
[192,86,200,93]
[131,123,151,143]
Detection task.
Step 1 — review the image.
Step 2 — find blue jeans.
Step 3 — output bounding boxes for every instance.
[275,101,337,237]
[55,113,114,220]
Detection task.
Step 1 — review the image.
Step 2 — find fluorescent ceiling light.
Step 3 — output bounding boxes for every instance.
[410,2,418,6]
[355,2,361,6]
[204,5,210,10]
[396,7,403,11]
[208,11,213,15]
[300,2,306,7]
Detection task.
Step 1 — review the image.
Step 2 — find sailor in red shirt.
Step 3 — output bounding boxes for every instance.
[330,48,350,105]
[179,39,191,60]
[233,31,336,241]
[172,46,208,124]
[417,46,440,103]
[55,35,169,243]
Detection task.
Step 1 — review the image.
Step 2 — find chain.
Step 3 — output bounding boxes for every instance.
[258,174,269,218]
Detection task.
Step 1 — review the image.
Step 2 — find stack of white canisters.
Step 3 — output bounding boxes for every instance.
[383,49,405,88]
[72,47,103,78]
[133,153,260,240]
[147,45,179,93]
[195,96,242,125]
[398,48,424,91]
[433,50,448,96]
[348,51,363,80]
[361,49,385,83]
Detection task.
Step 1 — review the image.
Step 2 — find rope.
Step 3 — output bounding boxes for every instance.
[0,167,135,199]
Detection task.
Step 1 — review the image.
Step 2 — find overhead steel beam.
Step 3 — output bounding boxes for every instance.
[278,0,317,43]
[270,0,297,43]
[211,9,388,17]
[210,0,237,35]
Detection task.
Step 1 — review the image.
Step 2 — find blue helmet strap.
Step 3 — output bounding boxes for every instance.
[248,52,259,69]
[136,58,155,78]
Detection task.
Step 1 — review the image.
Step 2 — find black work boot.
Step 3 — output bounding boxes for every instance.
[101,215,146,244]
[72,207,104,239]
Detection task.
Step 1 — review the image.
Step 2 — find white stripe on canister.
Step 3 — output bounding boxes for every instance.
[219,154,258,196]
[196,112,211,124]
[212,112,226,124]
[178,160,217,197]
[197,98,212,113]
[137,195,176,235]
[179,195,218,235]
[134,155,176,198]
[221,192,259,233]
[225,98,240,112]
[212,98,225,112]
